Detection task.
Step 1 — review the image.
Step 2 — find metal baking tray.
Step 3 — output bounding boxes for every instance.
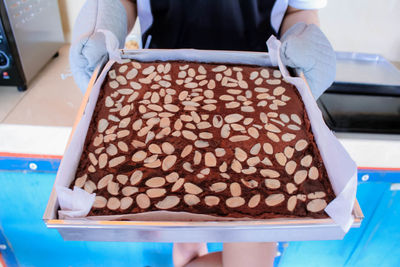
[326,51,400,96]
[43,50,363,242]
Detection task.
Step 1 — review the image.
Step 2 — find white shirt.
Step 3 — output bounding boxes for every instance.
[137,0,327,39]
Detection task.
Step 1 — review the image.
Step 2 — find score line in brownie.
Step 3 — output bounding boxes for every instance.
[72,59,335,219]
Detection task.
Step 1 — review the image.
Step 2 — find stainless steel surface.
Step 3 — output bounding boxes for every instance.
[46,218,360,242]
[3,0,64,82]
[335,51,400,86]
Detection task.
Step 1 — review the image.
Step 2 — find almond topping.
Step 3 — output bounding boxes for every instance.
[155,196,180,209]
[226,197,245,208]
[136,193,151,209]
[248,194,261,208]
[265,194,285,206]
[205,196,220,206]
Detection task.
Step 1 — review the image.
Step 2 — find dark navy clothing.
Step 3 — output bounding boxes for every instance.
[143,0,277,51]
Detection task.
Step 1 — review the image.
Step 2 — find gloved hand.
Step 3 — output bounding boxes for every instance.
[280,22,336,99]
[69,0,127,92]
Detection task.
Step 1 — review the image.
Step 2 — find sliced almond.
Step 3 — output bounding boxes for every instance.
[194,140,209,148]
[155,196,180,209]
[107,197,121,210]
[88,165,96,173]
[301,155,313,167]
[295,139,308,151]
[230,182,242,197]
[225,113,243,123]
[122,186,139,196]
[93,196,107,208]
[307,199,327,212]
[226,101,241,109]
[183,162,194,172]
[193,151,202,165]
[231,159,242,173]
[281,133,295,142]
[308,166,319,180]
[234,148,247,162]
[226,197,245,208]
[97,119,108,133]
[221,124,231,138]
[184,182,203,195]
[98,153,108,169]
[132,150,147,162]
[181,145,193,158]
[265,123,281,133]
[285,161,297,175]
[248,194,261,208]
[229,135,250,142]
[273,86,285,96]
[97,174,113,189]
[162,172,178,183]
[182,130,197,140]
[248,127,259,138]
[131,140,146,148]
[184,194,200,206]
[197,121,212,129]
[250,143,261,155]
[275,152,287,166]
[84,180,96,194]
[93,134,103,147]
[263,143,273,154]
[241,179,258,189]
[145,177,165,188]
[136,193,151,209]
[107,181,119,195]
[213,115,223,128]
[74,174,87,188]
[202,104,217,111]
[308,192,326,199]
[260,169,280,178]
[199,132,213,139]
[132,119,143,131]
[284,146,294,158]
[126,68,138,79]
[106,144,118,156]
[286,183,298,194]
[149,144,162,154]
[116,174,128,185]
[205,196,220,206]
[204,152,217,167]
[130,170,143,185]
[109,81,119,89]
[146,188,167,198]
[213,148,225,157]
[294,170,308,184]
[265,194,285,206]
[161,142,175,154]
[210,182,227,193]
[265,179,281,189]
[287,196,297,212]
[120,197,133,210]
[171,178,185,192]
[247,156,260,167]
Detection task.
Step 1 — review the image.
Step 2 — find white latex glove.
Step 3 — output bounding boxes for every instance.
[69,0,127,92]
[280,22,336,99]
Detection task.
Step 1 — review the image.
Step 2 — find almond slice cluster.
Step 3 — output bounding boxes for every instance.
[74,60,335,219]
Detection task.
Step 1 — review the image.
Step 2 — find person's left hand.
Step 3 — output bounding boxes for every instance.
[280,22,336,99]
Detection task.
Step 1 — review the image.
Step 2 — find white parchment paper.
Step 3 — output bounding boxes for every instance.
[55,33,357,233]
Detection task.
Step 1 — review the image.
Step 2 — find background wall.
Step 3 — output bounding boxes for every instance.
[58,0,400,62]
[319,0,400,62]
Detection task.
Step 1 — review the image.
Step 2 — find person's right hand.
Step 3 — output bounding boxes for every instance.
[69,0,128,92]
